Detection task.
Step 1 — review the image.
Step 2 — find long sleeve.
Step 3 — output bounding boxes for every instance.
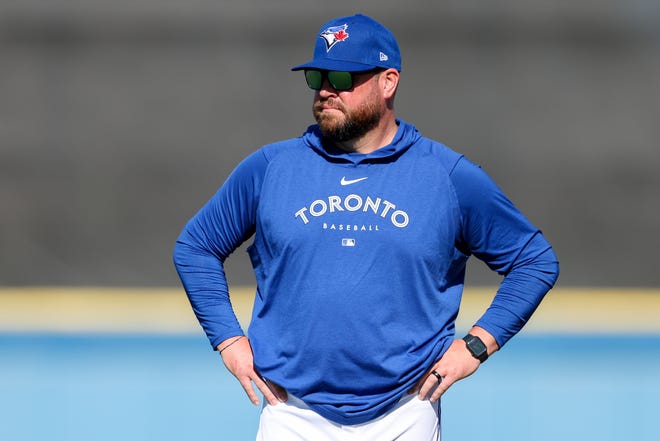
[450,157,560,347]
[173,150,268,349]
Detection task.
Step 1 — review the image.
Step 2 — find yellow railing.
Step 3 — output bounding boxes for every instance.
[1,287,659,334]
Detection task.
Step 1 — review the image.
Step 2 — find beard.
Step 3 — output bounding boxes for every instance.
[313,95,384,143]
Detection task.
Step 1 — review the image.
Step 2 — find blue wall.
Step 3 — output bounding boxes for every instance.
[2,334,657,440]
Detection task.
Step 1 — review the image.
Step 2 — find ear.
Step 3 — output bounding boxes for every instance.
[380,68,400,99]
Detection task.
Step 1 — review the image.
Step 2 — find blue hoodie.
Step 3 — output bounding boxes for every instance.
[173,120,559,425]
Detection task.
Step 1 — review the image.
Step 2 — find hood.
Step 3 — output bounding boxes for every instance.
[301,119,422,165]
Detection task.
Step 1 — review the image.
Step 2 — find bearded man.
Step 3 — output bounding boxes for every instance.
[174,13,559,441]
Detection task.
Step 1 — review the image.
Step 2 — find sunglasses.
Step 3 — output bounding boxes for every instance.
[304,69,379,91]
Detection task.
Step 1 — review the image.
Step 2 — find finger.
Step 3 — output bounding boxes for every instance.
[252,375,282,406]
[428,378,450,403]
[416,372,435,400]
[418,370,444,401]
[237,375,262,406]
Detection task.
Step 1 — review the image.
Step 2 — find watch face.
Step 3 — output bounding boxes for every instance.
[465,335,488,361]
[470,337,486,353]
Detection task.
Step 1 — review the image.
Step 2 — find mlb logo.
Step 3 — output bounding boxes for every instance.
[341,238,356,247]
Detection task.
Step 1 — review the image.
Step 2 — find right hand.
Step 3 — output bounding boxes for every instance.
[217,336,287,406]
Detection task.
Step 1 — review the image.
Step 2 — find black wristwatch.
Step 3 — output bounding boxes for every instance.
[463,334,489,363]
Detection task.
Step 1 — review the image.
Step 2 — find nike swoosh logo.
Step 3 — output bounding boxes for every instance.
[340,176,368,186]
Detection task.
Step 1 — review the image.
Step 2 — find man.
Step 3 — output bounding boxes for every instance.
[174,13,559,440]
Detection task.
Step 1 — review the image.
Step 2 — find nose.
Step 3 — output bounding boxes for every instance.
[318,78,338,97]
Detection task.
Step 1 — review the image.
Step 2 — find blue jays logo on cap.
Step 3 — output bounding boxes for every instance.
[291,14,402,73]
[320,24,349,52]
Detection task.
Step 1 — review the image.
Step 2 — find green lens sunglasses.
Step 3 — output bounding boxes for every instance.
[304,69,381,91]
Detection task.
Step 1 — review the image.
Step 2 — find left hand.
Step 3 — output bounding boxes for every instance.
[410,327,498,402]
[410,338,480,402]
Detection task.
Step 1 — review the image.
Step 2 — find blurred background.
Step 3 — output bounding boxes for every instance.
[1,0,659,287]
[1,1,659,440]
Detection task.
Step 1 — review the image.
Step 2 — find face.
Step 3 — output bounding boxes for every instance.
[312,71,385,143]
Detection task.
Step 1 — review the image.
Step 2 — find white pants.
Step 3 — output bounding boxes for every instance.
[256,393,440,441]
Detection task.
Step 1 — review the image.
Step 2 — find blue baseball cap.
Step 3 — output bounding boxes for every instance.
[291,14,401,72]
